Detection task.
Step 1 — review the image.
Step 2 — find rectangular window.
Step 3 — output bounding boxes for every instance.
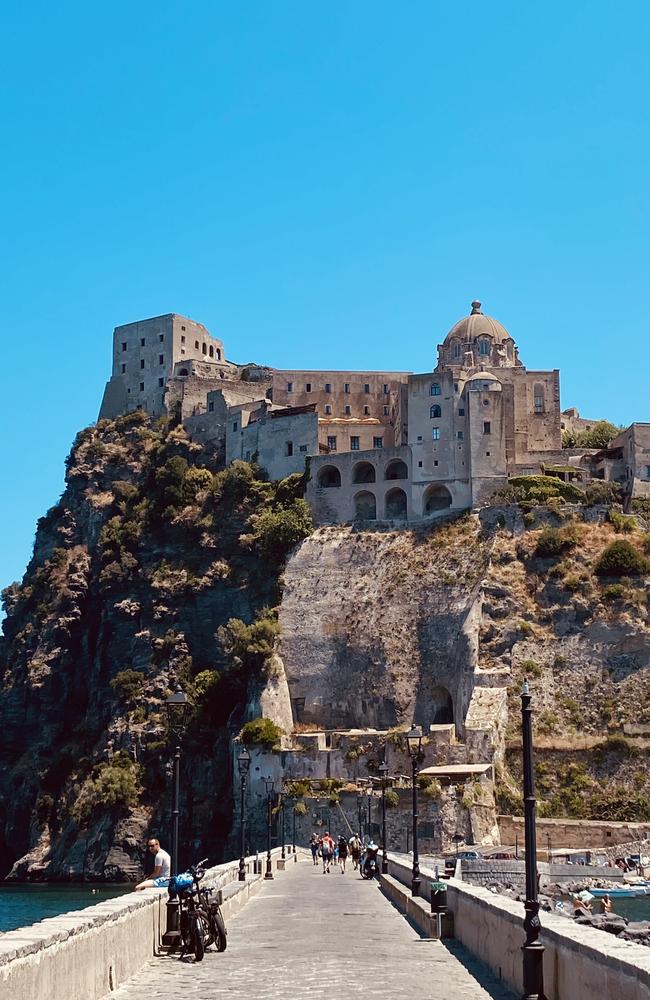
[432,428,440,440]
[646,466,650,478]
[181,335,186,344]
[158,377,164,387]
[383,384,389,395]
[344,383,350,394]
[181,325,186,331]
[351,436,360,450]
[345,405,351,415]
[373,436,383,449]
[458,408,465,416]
[246,450,251,461]
[202,343,207,355]
[139,382,145,392]
[121,363,126,374]
[325,383,332,393]
[486,451,491,456]
[208,401,215,412]
[306,383,312,392]
[159,333,164,342]
[327,436,337,451]
[418,460,423,468]
[121,342,127,352]
[325,404,332,414]
[159,354,164,364]
[363,405,370,415]
[383,406,390,416]
[181,348,185,354]
[483,421,491,434]
[287,382,293,392]
[195,340,199,349]
[534,398,544,414]
[457,430,464,440]
[434,460,438,466]
[454,383,458,392]
[285,441,293,456]
[364,383,370,393]
[140,338,145,347]
[233,422,238,432]
[140,358,145,369]
[417,435,422,441]
[299,444,308,452]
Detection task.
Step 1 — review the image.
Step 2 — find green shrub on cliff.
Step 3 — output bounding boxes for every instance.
[110,669,145,702]
[217,607,280,674]
[72,757,142,827]
[240,717,284,748]
[251,499,313,564]
[534,523,580,558]
[497,475,586,505]
[384,789,400,808]
[584,481,623,506]
[595,540,648,577]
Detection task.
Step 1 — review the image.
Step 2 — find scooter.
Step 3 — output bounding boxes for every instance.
[360,843,380,880]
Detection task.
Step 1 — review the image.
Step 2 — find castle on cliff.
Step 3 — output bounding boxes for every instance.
[99,302,649,521]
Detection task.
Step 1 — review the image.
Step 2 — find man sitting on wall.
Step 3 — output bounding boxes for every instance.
[135,837,172,890]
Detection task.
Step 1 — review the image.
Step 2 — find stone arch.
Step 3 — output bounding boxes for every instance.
[384,459,408,481]
[385,487,407,519]
[317,465,341,488]
[423,484,452,514]
[352,461,376,484]
[179,368,189,376]
[354,491,376,520]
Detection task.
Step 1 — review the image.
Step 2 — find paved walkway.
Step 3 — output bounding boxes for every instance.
[111,859,515,1000]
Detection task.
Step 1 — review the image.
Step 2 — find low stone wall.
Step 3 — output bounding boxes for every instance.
[0,848,302,1000]
[498,814,650,850]
[388,855,650,999]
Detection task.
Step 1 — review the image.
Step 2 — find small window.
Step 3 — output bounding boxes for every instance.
[325,383,332,393]
[195,340,199,349]
[140,358,145,369]
[140,338,145,347]
[434,460,438,466]
[430,383,441,396]
[181,348,185,354]
[209,345,214,358]
[458,408,465,416]
[364,383,370,394]
[383,384,389,395]
[285,441,293,456]
[432,428,440,440]
[418,460,423,468]
[325,404,332,415]
[457,430,464,440]
[363,405,370,415]
[306,383,312,393]
[327,436,337,451]
[452,342,461,359]
[202,343,207,355]
[287,382,293,393]
[383,406,390,416]
[121,363,126,374]
[139,382,145,392]
[351,436,360,450]
[159,333,164,342]
[217,348,221,360]
[417,435,422,442]
[344,383,350,394]
[373,436,383,449]
[486,451,491,456]
[454,383,458,391]
[345,405,351,415]
[208,401,215,412]
[299,444,308,453]
[233,422,238,432]
[159,354,164,365]
[121,342,127,352]
[483,399,490,406]
[430,404,441,418]
[483,421,491,434]
[534,383,545,414]
[127,388,131,394]
[181,335,186,344]
[158,377,164,387]
[645,466,650,478]
[181,325,186,331]
[479,340,490,356]
[245,450,251,461]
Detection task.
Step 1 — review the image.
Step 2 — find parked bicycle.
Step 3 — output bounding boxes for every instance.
[169,858,227,960]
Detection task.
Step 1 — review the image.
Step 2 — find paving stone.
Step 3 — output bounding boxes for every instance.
[110,860,515,1000]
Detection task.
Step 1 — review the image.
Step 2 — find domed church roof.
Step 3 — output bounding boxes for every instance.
[444,300,513,346]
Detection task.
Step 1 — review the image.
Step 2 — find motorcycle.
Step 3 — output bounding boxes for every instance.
[359,843,380,880]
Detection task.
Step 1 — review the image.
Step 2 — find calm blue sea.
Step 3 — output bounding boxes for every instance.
[0,884,132,933]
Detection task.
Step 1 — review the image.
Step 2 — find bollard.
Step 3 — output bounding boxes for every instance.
[430,881,448,914]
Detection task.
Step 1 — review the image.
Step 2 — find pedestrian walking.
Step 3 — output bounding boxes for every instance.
[310,832,319,866]
[321,831,334,874]
[338,835,349,873]
[348,834,361,871]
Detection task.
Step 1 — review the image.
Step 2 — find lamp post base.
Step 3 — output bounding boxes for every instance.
[264,856,274,880]
[238,857,246,882]
[382,856,389,874]
[161,899,182,948]
[411,875,421,897]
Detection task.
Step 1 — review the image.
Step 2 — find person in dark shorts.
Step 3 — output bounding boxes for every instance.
[338,835,349,874]
[348,834,361,870]
[310,832,320,865]
[321,832,334,874]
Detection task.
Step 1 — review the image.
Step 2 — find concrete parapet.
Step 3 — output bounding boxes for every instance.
[0,848,306,1000]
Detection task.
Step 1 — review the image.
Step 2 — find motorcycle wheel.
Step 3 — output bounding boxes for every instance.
[213,909,227,952]
[190,913,205,962]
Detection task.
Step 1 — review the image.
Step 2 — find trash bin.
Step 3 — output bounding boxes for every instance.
[430,881,448,914]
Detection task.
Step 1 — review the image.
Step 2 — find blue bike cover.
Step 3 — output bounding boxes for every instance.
[168,872,194,894]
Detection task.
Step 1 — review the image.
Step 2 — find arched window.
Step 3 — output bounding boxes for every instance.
[352,462,376,484]
[423,484,452,514]
[534,383,545,414]
[202,343,207,355]
[384,459,408,481]
[354,491,376,520]
[179,368,189,376]
[209,345,214,358]
[217,348,222,360]
[430,404,441,418]
[430,383,441,396]
[452,342,461,359]
[317,466,341,488]
[479,340,491,356]
[384,487,407,520]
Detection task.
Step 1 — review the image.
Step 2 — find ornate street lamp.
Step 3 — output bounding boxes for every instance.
[161,685,190,947]
[237,746,251,881]
[292,798,297,861]
[280,792,286,861]
[406,725,423,897]
[521,681,545,1000]
[357,787,364,841]
[264,777,275,880]
[379,761,389,874]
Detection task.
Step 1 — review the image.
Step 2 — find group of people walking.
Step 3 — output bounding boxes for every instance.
[310,832,364,874]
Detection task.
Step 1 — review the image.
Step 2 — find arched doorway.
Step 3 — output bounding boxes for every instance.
[352,462,376,484]
[317,466,341,488]
[429,686,454,724]
[385,460,408,480]
[423,484,452,515]
[354,491,376,520]
[385,487,407,519]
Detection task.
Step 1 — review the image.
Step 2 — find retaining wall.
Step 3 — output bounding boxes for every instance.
[388,855,650,999]
[0,848,303,1000]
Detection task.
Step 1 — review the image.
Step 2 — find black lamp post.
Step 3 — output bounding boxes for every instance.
[280,792,286,861]
[357,789,364,840]
[237,746,251,881]
[264,777,274,880]
[292,798,297,861]
[521,681,546,1000]
[379,761,389,874]
[407,725,423,897]
[161,685,190,947]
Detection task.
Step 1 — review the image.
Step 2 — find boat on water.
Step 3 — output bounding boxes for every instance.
[589,886,647,898]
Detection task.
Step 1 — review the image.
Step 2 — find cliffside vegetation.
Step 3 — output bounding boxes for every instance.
[0,411,312,879]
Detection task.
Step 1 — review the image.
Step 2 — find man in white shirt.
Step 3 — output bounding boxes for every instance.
[135,837,172,890]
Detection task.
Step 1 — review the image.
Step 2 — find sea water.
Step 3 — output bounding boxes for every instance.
[0,883,132,933]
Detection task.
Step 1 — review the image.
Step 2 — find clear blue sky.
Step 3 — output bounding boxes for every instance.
[1,1,648,601]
